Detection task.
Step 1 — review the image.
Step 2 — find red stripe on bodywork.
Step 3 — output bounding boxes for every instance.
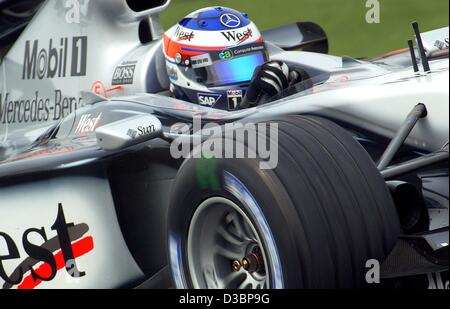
[17,236,94,289]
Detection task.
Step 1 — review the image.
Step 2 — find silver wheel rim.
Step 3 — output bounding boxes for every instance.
[187,197,270,289]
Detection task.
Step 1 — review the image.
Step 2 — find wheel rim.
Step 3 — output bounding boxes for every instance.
[187,197,270,289]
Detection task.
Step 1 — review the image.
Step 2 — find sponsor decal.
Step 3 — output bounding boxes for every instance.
[0,90,83,125]
[174,26,195,42]
[0,204,94,289]
[126,124,156,139]
[191,54,213,69]
[221,28,254,44]
[232,42,265,56]
[198,93,222,106]
[127,129,138,139]
[22,36,87,80]
[219,49,233,60]
[434,38,449,50]
[210,43,266,62]
[227,90,243,110]
[91,81,106,97]
[220,13,241,28]
[74,113,102,134]
[112,61,137,86]
[90,81,124,98]
[91,81,107,97]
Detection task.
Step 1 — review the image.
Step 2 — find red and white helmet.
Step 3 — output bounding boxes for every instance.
[163,7,268,110]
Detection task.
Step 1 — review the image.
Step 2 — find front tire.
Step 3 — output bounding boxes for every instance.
[167,116,401,289]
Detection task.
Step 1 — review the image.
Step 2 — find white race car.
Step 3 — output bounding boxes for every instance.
[0,0,448,289]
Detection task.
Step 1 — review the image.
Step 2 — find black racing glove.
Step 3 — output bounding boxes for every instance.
[240,61,308,109]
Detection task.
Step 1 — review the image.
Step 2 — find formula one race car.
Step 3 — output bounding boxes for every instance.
[0,0,448,289]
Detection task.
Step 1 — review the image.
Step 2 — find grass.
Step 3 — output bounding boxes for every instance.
[161,0,449,58]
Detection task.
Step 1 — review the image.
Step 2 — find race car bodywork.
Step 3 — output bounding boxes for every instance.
[0,0,448,289]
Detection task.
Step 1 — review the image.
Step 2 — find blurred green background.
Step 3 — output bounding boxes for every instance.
[161,0,449,58]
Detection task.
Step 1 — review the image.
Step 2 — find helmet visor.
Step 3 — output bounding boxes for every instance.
[195,52,266,87]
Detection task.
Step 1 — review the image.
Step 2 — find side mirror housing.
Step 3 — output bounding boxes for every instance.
[121,0,171,21]
[263,22,329,54]
[95,115,163,151]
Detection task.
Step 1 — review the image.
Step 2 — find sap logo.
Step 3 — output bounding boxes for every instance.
[0,204,93,289]
[221,28,253,44]
[74,113,102,134]
[22,37,87,80]
[174,26,195,42]
[198,93,222,106]
[112,62,136,86]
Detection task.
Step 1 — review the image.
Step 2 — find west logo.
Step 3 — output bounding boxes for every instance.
[22,36,88,80]
[221,28,253,44]
[74,113,102,134]
[174,26,195,42]
[0,204,94,289]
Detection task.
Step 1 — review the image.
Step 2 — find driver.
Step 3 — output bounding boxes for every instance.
[162,7,308,110]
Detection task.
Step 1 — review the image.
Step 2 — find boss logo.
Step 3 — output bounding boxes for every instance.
[221,28,253,44]
[112,62,137,86]
[22,37,88,80]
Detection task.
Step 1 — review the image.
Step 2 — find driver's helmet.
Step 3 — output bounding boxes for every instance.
[162,7,268,110]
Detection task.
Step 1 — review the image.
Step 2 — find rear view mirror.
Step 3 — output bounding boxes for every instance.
[126,0,171,13]
[95,114,163,151]
[263,22,329,54]
[124,0,171,21]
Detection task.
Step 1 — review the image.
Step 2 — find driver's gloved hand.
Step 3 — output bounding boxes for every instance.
[239,61,306,109]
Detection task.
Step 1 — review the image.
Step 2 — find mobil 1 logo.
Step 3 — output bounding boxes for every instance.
[227,90,243,110]
[23,36,87,80]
